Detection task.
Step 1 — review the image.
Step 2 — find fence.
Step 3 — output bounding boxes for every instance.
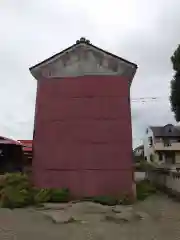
[147,169,180,196]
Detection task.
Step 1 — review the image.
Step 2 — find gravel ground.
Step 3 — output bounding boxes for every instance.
[0,194,180,240]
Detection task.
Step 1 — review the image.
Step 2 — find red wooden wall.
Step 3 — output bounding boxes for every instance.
[33,75,134,197]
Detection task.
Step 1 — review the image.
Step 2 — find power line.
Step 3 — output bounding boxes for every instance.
[131,96,169,103]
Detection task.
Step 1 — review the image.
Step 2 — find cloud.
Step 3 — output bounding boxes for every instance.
[0,0,179,146]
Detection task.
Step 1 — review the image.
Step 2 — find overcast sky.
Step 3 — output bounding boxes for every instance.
[0,0,179,147]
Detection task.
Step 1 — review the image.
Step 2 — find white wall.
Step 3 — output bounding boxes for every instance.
[135,171,146,182]
[148,170,180,195]
[143,127,154,162]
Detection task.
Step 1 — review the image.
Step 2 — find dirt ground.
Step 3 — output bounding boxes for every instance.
[0,194,180,240]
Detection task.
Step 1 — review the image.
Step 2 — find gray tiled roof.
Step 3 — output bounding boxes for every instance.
[150,124,180,137]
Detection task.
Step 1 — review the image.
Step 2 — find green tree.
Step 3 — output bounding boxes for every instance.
[170,45,180,121]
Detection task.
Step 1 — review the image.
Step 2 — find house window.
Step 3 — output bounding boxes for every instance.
[155,138,161,143]
[158,152,163,161]
[150,154,154,162]
[163,139,171,147]
[148,137,153,147]
[165,152,175,164]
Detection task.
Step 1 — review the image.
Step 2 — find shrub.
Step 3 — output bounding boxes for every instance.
[5,172,29,184]
[0,175,7,190]
[50,188,70,203]
[0,173,71,208]
[0,173,33,208]
[119,194,133,205]
[91,196,118,206]
[33,188,52,204]
[0,173,31,189]
[82,193,133,206]
[136,180,157,201]
[0,186,32,208]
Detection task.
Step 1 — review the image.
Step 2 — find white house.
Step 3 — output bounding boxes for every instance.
[144,124,180,168]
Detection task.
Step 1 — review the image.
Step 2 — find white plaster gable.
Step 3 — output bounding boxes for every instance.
[30,38,137,80]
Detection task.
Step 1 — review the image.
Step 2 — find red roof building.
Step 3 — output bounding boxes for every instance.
[0,136,23,173]
[18,140,32,151]
[18,140,32,162]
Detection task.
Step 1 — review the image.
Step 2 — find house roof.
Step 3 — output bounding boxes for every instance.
[150,124,180,137]
[30,37,137,71]
[0,136,22,145]
[18,140,32,152]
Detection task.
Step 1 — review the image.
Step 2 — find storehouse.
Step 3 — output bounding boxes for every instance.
[30,37,137,198]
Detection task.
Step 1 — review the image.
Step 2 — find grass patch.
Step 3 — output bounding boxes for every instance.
[136,180,157,201]
[82,194,133,206]
[0,173,157,208]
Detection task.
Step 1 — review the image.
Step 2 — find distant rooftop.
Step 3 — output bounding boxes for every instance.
[150,124,180,137]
